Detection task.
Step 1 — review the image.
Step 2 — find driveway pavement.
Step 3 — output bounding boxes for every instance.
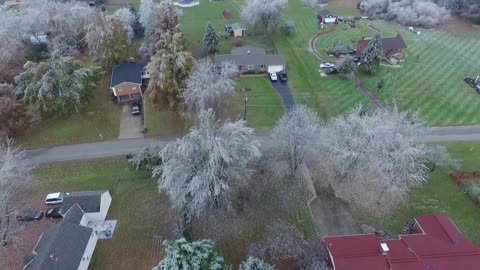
[309,191,361,236]
[118,104,144,139]
[270,80,295,110]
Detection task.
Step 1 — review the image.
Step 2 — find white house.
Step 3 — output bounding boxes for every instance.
[23,191,112,270]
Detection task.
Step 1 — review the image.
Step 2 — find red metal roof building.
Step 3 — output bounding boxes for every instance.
[324,214,480,270]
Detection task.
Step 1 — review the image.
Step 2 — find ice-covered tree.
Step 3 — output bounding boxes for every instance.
[182,59,238,115]
[0,84,29,138]
[241,0,288,37]
[239,257,274,270]
[113,8,136,43]
[203,22,220,55]
[337,56,355,76]
[14,53,99,117]
[270,106,321,176]
[86,15,130,69]
[146,31,193,109]
[318,106,449,216]
[139,0,155,36]
[128,145,163,171]
[424,144,459,172]
[152,238,230,270]
[359,33,383,74]
[0,138,34,248]
[153,110,260,238]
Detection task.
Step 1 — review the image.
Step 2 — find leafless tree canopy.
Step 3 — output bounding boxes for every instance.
[182,59,239,115]
[0,138,34,249]
[269,106,321,177]
[362,0,450,26]
[317,107,431,216]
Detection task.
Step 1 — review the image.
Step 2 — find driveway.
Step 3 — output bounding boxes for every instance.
[118,104,144,139]
[270,80,295,110]
[309,191,361,237]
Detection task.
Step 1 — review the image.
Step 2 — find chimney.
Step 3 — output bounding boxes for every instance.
[380,243,389,255]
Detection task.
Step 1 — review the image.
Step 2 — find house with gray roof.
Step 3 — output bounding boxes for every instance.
[214,45,286,74]
[24,191,112,270]
[61,190,112,222]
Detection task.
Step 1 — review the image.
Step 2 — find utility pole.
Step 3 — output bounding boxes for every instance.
[241,87,251,121]
[244,95,248,121]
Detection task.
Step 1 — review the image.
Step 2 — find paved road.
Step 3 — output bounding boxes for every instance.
[24,125,480,166]
[270,80,295,110]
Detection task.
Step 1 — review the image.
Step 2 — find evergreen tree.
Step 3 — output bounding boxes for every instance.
[203,22,220,55]
[359,33,383,74]
[152,238,230,270]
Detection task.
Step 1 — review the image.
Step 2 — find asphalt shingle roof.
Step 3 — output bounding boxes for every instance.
[63,203,84,224]
[110,62,146,88]
[318,9,336,17]
[25,222,92,270]
[61,190,107,215]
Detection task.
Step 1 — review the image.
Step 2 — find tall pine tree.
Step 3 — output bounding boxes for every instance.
[359,33,383,74]
[203,22,220,55]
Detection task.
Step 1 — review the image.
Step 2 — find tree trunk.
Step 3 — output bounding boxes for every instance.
[1,205,10,247]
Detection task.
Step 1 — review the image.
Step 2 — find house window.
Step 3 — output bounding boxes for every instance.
[132,86,137,90]
[117,88,122,92]
[247,65,254,71]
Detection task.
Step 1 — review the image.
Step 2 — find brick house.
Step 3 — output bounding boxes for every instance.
[110,62,149,103]
[357,34,407,61]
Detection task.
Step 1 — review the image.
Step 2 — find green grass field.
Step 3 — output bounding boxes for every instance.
[17,77,120,148]
[235,77,286,129]
[143,97,186,136]
[311,2,480,126]
[361,142,480,245]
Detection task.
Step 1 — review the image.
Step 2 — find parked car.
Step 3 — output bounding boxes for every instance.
[45,192,68,205]
[279,71,288,82]
[320,62,336,69]
[325,68,339,75]
[16,210,43,222]
[46,207,63,219]
[132,104,141,116]
[269,71,278,81]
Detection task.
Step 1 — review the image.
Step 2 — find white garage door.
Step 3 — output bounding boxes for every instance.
[324,17,337,23]
[268,65,284,72]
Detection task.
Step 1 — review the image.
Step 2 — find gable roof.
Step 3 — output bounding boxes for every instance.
[231,46,266,55]
[324,214,480,270]
[25,222,92,270]
[357,35,407,54]
[231,22,246,30]
[214,54,286,67]
[61,190,108,215]
[63,203,84,224]
[318,9,336,17]
[110,62,146,88]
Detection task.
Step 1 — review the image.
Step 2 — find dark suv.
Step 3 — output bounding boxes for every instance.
[279,71,288,82]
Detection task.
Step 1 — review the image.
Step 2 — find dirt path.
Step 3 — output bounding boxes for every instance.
[309,33,386,110]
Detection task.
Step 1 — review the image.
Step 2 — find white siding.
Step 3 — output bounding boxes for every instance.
[324,17,337,23]
[233,29,245,37]
[83,192,112,222]
[267,65,284,72]
[77,233,98,270]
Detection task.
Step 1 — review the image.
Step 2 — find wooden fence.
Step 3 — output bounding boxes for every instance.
[450,171,480,208]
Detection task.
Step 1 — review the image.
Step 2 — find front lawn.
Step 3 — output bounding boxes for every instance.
[18,77,120,148]
[143,97,186,136]
[235,77,286,129]
[363,142,480,245]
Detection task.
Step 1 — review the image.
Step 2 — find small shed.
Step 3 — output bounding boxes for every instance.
[317,9,338,24]
[223,9,232,19]
[231,23,246,37]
